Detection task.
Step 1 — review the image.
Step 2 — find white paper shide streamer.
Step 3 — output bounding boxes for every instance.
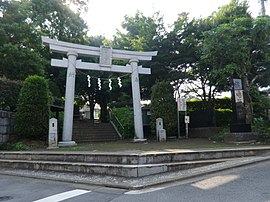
[109,79,112,90]
[117,77,122,88]
[87,75,91,87]
[98,78,102,90]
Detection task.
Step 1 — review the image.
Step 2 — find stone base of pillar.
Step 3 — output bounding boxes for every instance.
[58,141,77,147]
[132,138,147,143]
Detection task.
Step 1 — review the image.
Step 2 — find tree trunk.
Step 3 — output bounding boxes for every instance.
[242,66,253,124]
[100,100,108,122]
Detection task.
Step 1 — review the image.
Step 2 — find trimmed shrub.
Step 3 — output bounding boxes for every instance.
[150,81,177,137]
[15,75,50,140]
[187,97,232,111]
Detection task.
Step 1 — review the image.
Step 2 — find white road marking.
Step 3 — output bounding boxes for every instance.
[125,187,165,195]
[191,175,239,190]
[33,189,91,202]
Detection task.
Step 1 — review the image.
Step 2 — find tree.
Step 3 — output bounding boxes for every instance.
[16,75,50,140]
[0,78,22,111]
[165,13,216,104]
[202,3,270,123]
[112,11,169,100]
[150,81,177,137]
[0,0,88,92]
[0,0,45,80]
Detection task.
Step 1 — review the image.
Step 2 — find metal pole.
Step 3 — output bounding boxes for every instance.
[177,109,180,139]
[185,111,188,139]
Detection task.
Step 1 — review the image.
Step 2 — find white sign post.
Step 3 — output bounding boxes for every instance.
[185,116,190,139]
[42,37,157,146]
[177,98,187,139]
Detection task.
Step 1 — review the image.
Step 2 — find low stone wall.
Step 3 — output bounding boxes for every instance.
[0,110,16,144]
[189,127,223,138]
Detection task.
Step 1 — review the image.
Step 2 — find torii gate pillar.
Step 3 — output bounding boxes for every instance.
[59,51,78,147]
[130,59,144,140]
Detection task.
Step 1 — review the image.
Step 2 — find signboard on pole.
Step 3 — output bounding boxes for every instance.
[235,90,244,103]
[233,79,243,90]
[177,98,187,111]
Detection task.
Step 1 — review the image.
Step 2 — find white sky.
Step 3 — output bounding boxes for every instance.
[84,0,268,38]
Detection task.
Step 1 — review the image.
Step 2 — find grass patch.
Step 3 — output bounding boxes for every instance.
[0,140,47,151]
[53,138,261,153]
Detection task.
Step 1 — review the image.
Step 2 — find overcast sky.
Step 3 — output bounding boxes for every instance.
[84,0,268,38]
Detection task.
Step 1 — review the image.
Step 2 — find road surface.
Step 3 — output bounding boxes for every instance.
[1,160,270,202]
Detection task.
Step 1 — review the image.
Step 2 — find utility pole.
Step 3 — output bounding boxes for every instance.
[259,0,267,16]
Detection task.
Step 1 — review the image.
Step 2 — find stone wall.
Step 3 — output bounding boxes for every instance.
[0,110,16,144]
[189,127,223,138]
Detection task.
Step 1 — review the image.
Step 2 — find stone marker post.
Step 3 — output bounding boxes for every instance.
[48,118,58,148]
[158,129,166,142]
[156,118,164,141]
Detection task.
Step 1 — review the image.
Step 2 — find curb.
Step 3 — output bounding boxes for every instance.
[1,156,270,190]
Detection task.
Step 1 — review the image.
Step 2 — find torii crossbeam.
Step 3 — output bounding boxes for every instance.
[42,36,157,146]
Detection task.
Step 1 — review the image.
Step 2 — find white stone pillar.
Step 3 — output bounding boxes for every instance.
[59,51,78,147]
[130,58,145,140]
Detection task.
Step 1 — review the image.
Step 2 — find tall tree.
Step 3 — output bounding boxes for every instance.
[112,11,169,100]
[202,2,270,123]
[0,0,45,80]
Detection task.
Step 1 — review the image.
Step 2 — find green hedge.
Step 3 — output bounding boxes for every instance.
[188,97,232,111]
[15,75,50,140]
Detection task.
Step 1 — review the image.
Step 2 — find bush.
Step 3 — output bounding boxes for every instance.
[150,81,177,136]
[212,127,229,142]
[252,117,270,142]
[111,107,134,139]
[0,142,30,151]
[15,75,50,140]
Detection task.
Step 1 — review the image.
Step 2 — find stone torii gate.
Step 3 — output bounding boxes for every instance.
[42,37,157,146]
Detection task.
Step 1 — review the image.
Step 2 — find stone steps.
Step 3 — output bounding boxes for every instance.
[72,120,119,142]
[0,158,230,178]
[0,147,270,177]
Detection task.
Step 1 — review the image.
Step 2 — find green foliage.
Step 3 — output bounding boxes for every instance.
[0,142,30,151]
[212,127,229,142]
[188,98,232,111]
[252,117,270,134]
[0,44,45,80]
[15,75,50,140]
[0,78,22,111]
[251,87,270,119]
[252,117,270,142]
[111,107,134,139]
[150,81,177,136]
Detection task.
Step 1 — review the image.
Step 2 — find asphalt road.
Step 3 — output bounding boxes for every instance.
[1,160,270,202]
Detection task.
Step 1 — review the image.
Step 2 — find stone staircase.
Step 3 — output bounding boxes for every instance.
[72,119,120,143]
[0,147,270,178]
